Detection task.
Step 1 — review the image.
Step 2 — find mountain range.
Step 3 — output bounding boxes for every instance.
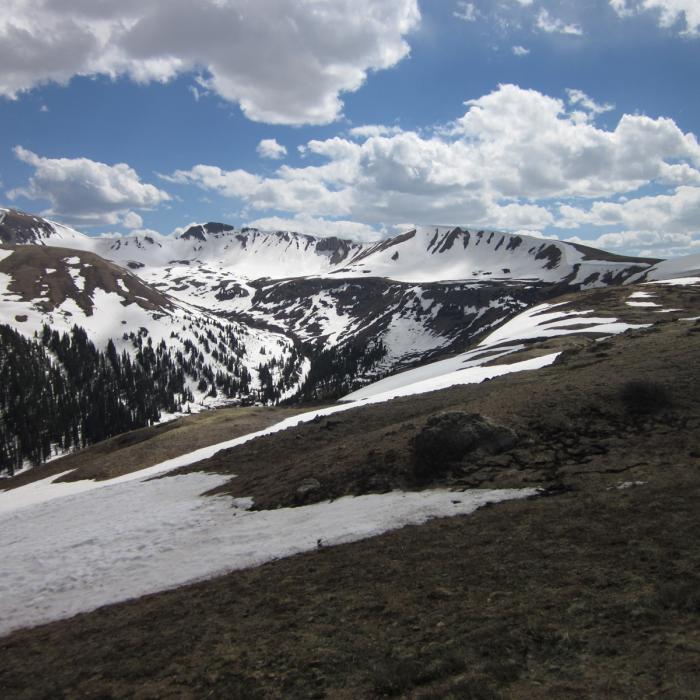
[1,204,699,473]
[2,204,700,697]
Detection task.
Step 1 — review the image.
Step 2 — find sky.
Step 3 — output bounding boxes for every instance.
[1,0,699,257]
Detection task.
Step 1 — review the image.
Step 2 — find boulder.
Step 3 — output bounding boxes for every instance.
[412,412,517,479]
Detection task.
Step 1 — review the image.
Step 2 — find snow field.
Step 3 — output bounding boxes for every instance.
[0,470,537,635]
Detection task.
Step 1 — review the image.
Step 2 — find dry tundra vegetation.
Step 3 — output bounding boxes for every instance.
[1,283,699,698]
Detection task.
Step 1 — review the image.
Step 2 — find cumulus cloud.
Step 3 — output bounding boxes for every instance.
[567,229,700,258]
[0,0,420,126]
[245,214,384,242]
[610,0,700,36]
[257,139,287,160]
[8,146,170,226]
[536,9,583,35]
[121,210,144,229]
[512,45,530,56]
[348,125,404,139]
[558,186,700,233]
[166,85,700,241]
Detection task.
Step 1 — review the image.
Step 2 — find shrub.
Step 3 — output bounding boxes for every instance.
[619,380,671,416]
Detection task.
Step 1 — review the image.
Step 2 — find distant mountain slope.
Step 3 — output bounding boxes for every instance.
[0,245,307,414]
[2,208,657,287]
[0,206,684,403]
[325,226,659,285]
[0,207,85,246]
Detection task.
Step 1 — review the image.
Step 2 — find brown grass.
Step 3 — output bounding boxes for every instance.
[2,405,305,488]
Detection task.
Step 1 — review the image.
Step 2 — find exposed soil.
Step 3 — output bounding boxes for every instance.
[0,245,173,314]
[0,421,698,698]
[0,283,698,698]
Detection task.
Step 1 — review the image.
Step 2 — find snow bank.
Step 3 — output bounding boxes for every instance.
[345,352,560,403]
[0,473,536,635]
[646,277,700,286]
[344,300,650,404]
[642,253,700,282]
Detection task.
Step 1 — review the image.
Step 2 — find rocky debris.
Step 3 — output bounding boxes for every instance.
[412,412,518,479]
[295,478,322,504]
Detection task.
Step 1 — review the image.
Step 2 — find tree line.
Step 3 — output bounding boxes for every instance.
[0,322,303,476]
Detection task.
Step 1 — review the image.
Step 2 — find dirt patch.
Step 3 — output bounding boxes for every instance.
[0,245,173,314]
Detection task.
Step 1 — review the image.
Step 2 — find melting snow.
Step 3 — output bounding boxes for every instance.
[0,472,536,635]
[645,277,700,286]
[66,266,85,292]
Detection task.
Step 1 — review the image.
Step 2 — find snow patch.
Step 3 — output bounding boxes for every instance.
[0,475,536,635]
[345,353,559,403]
[645,277,700,286]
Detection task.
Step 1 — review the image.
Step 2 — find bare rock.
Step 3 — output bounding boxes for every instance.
[412,412,518,480]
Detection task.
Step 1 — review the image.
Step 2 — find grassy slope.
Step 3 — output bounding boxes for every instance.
[2,405,304,487]
[1,283,699,698]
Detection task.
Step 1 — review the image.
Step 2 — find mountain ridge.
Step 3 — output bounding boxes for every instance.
[2,206,697,473]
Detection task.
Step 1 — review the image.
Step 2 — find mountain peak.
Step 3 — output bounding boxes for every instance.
[0,208,85,246]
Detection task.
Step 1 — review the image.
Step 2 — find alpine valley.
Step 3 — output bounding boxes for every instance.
[2,204,700,698]
[1,205,699,474]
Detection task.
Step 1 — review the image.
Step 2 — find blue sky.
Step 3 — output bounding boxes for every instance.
[1,0,699,257]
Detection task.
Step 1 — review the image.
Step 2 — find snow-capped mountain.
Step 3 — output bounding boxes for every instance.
[0,206,685,404]
[0,240,306,410]
[0,207,86,246]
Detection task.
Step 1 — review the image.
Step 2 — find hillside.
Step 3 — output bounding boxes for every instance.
[2,207,677,474]
[0,280,698,698]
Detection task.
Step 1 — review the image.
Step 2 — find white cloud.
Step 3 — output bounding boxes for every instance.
[512,45,530,56]
[348,125,404,139]
[166,85,700,243]
[245,214,384,242]
[0,0,419,126]
[514,0,534,5]
[610,0,700,36]
[454,2,478,22]
[9,146,170,226]
[558,186,700,233]
[256,139,287,160]
[536,9,584,35]
[121,210,143,229]
[566,89,614,116]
